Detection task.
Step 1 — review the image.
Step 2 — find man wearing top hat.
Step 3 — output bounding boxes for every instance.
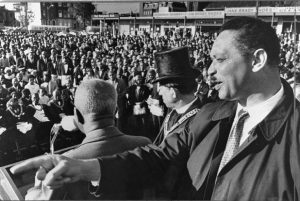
[149,47,205,198]
[152,46,203,146]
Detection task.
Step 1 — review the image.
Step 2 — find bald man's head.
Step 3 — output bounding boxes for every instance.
[74,79,117,116]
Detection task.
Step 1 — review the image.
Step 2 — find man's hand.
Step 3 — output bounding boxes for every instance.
[10,154,100,189]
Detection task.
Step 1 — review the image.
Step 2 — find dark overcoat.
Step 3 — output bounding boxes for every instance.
[95,79,300,200]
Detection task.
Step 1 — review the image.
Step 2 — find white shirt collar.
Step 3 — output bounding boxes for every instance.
[237,84,284,120]
[175,98,198,114]
[235,84,284,145]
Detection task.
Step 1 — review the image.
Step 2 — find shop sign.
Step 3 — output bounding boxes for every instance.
[225,7,256,16]
[154,11,224,19]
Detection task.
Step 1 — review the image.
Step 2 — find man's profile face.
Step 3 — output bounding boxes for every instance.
[158,84,176,108]
[208,30,253,101]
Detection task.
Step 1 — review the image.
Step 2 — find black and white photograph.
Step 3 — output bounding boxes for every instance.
[0,0,299,200]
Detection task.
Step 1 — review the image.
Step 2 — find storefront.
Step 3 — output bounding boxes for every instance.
[91,6,300,36]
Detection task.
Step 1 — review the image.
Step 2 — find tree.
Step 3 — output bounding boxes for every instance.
[68,3,95,29]
[18,9,34,27]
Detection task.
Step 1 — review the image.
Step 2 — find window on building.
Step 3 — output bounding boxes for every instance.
[62,10,67,18]
[58,10,62,18]
[58,2,62,7]
[42,10,46,17]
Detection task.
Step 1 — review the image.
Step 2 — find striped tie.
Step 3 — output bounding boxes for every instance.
[217,109,249,174]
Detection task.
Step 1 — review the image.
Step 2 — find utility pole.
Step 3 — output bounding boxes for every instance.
[24,2,28,27]
[255,0,259,18]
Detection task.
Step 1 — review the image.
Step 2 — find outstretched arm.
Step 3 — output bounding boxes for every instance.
[10,154,100,189]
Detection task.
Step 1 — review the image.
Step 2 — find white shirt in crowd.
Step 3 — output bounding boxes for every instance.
[25,83,40,95]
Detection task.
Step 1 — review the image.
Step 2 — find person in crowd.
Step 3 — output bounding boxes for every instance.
[61,88,74,116]
[38,88,50,105]
[83,67,96,81]
[40,72,50,92]
[146,69,166,139]
[6,91,25,123]
[25,79,151,200]
[73,62,84,87]
[194,73,209,104]
[48,74,58,96]
[63,78,75,104]
[48,53,58,76]
[4,68,15,88]
[11,17,300,201]
[27,93,49,123]
[0,51,9,68]
[126,72,151,137]
[8,78,22,96]
[107,67,128,133]
[8,49,18,66]
[26,51,38,72]
[16,50,27,70]
[45,89,65,123]
[20,88,32,107]
[37,51,49,81]
[57,55,73,86]
[16,72,27,89]
[0,83,9,111]
[25,75,40,95]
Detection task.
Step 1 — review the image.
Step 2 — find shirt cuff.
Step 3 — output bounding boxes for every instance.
[88,158,102,197]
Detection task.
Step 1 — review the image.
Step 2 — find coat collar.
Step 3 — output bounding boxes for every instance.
[81,126,123,145]
[211,79,294,141]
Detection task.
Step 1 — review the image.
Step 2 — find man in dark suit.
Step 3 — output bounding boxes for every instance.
[8,78,22,96]
[107,67,128,133]
[12,17,300,201]
[148,47,203,199]
[24,79,151,200]
[37,51,49,81]
[57,56,73,86]
[16,50,27,70]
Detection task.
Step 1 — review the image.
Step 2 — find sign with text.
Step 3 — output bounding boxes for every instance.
[225,6,300,16]
[154,11,224,19]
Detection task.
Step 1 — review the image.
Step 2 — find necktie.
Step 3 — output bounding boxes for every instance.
[217,109,249,174]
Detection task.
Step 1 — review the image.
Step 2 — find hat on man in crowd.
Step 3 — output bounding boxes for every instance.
[153,46,199,84]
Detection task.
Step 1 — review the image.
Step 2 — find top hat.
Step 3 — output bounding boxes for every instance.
[153,46,199,83]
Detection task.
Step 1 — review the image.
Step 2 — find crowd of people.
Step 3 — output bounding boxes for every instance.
[9,16,300,201]
[0,23,299,166]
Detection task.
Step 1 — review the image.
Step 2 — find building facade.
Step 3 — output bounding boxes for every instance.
[0,6,17,28]
[91,3,300,37]
[40,2,76,28]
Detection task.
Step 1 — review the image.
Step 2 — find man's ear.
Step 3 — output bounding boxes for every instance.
[252,48,267,72]
[75,108,84,125]
[171,87,177,99]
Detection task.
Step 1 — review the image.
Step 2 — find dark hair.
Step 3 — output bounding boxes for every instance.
[28,75,35,79]
[22,88,30,96]
[220,16,280,66]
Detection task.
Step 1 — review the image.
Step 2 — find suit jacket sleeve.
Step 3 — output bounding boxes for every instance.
[91,103,217,196]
